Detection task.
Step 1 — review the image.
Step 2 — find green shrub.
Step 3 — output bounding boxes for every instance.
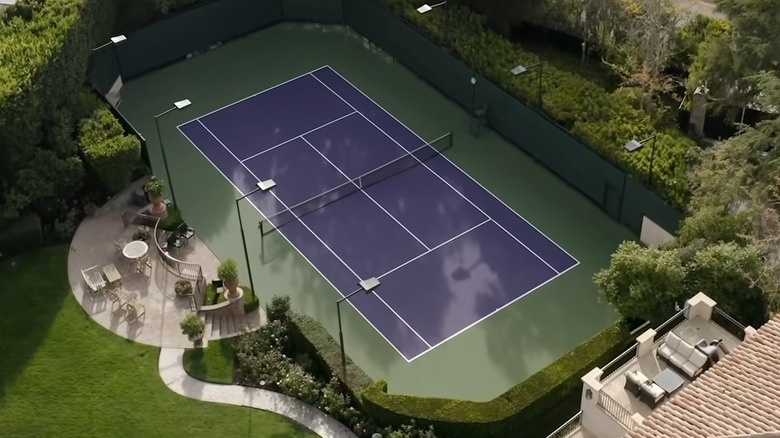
[266,294,291,323]
[0,0,118,219]
[288,312,374,406]
[79,108,142,193]
[360,321,631,437]
[243,286,260,313]
[382,0,696,208]
[0,213,44,257]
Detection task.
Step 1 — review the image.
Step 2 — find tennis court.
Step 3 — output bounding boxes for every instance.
[178,65,578,361]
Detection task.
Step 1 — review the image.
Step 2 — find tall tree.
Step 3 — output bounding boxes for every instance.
[688,0,780,110]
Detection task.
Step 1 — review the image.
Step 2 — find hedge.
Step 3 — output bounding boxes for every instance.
[288,312,375,406]
[0,0,117,218]
[377,0,697,208]
[79,107,142,193]
[360,321,631,438]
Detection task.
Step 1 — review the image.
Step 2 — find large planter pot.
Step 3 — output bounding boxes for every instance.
[188,332,203,345]
[149,194,167,215]
[225,279,240,299]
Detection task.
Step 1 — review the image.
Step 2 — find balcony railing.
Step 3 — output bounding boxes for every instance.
[600,343,638,382]
[711,307,746,341]
[544,412,582,438]
[653,307,687,341]
[598,391,634,430]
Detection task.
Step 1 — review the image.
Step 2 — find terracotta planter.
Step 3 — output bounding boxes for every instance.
[225,279,240,298]
[149,194,166,214]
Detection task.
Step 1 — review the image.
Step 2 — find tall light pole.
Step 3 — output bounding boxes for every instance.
[624,134,658,187]
[154,99,191,206]
[92,35,127,79]
[235,182,269,303]
[337,278,380,382]
[510,62,544,110]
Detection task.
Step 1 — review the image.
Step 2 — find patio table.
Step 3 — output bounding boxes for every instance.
[122,240,148,260]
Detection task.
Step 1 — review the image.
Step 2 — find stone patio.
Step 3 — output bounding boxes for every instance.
[67,178,261,348]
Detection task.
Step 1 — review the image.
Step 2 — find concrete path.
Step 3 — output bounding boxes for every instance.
[158,348,358,438]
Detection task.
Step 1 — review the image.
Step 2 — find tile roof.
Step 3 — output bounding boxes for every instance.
[626,315,780,438]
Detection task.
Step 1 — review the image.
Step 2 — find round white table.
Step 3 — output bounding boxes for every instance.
[123,240,149,260]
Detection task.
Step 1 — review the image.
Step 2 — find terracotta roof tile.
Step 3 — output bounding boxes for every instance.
[626,316,780,438]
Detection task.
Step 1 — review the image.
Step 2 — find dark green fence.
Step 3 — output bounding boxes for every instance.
[89,0,683,235]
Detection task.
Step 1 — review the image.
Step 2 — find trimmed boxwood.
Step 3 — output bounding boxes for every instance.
[288,313,374,406]
[360,321,631,437]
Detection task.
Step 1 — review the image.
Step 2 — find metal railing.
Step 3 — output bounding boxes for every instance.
[544,412,582,438]
[597,391,634,430]
[600,343,638,382]
[121,211,206,310]
[712,307,746,341]
[653,307,688,342]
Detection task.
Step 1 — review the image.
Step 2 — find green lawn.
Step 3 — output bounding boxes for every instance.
[183,339,235,384]
[0,246,317,438]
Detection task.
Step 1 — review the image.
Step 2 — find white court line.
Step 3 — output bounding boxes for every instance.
[177,66,330,128]
[321,65,580,266]
[176,125,417,363]
[378,219,490,280]
[196,120,363,281]
[309,72,560,275]
[195,119,433,351]
[406,262,580,362]
[240,111,356,163]
[300,136,430,251]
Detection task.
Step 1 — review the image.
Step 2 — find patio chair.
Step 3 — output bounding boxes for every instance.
[176,222,195,241]
[167,232,185,252]
[135,255,152,275]
[81,265,107,295]
[127,298,146,322]
[113,240,126,256]
[470,103,489,137]
[108,289,129,311]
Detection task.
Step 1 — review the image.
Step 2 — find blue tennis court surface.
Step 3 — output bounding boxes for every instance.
[178,65,579,361]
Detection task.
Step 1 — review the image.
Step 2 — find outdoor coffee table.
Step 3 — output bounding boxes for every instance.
[653,368,686,394]
[102,263,122,284]
[122,240,148,261]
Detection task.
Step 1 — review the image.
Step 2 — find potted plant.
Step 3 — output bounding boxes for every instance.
[180,313,204,344]
[174,280,193,297]
[145,178,166,214]
[132,226,151,242]
[218,258,240,299]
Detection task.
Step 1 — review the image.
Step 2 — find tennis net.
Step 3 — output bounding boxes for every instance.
[259,131,453,235]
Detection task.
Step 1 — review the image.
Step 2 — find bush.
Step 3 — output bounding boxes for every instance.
[144,178,166,198]
[174,280,193,296]
[132,226,151,241]
[79,108,142,194]
[0,0,117,219]
[53,207,80,241]
[266,294,291,323]
[278,363,321,405]
[180,313,204,338]
[382,0,696,207]
[217,258,239,283]
[360,321,631,437]
[243,286,260,313]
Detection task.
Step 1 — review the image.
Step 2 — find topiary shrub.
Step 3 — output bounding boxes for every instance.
[79,107,141,193]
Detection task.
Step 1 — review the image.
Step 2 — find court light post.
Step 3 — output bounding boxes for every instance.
[624,134,658,187]
[154,99,192,207]
[235,182,265,304]
[510,62,543,109]
[417,2,450,45]
[337,286,377,383]
[92,35,127,79]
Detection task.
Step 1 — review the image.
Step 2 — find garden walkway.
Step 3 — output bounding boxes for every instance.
[67,177,260,348]
[159,348,358,438]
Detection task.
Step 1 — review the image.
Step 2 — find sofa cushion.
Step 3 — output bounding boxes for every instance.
[658,343,676,359]
[681,361,700,378]
[641,381,665,400]
[659,332,682,359]
[670,352,688,369]
[677,340,694,357]
[688,349,709,368]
